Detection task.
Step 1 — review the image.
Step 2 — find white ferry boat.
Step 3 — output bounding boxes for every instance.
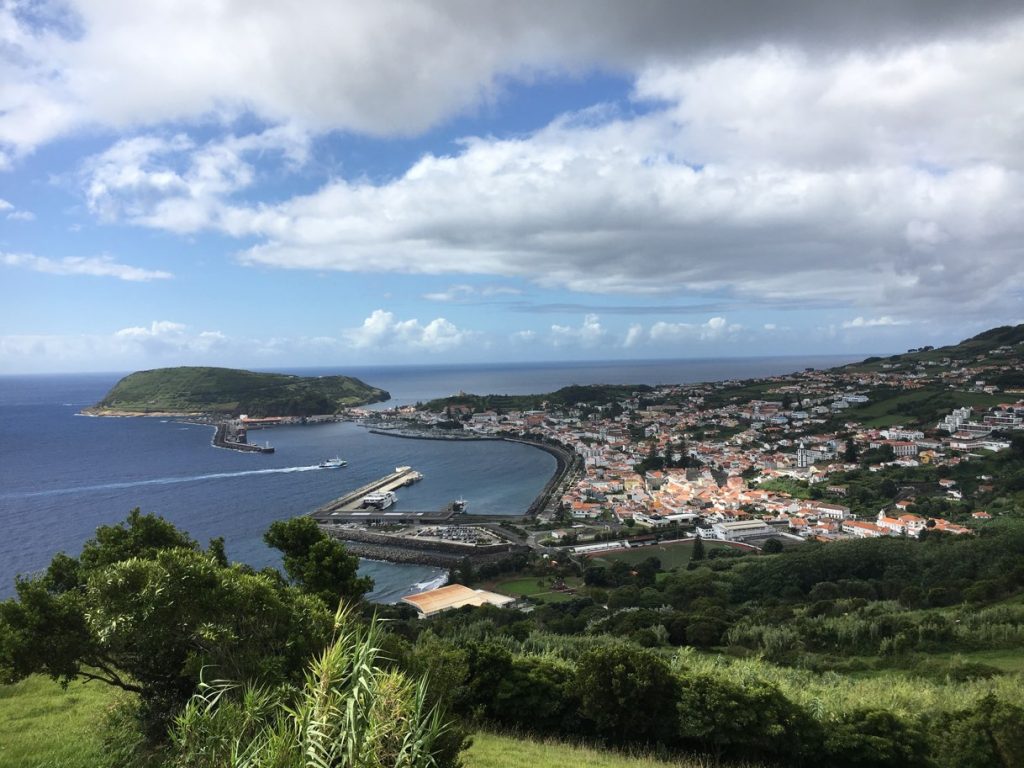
[361,490,397,509]
[318,457,347,469]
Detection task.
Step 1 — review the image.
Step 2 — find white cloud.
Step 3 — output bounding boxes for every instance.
[0,198,12,211]
[623,323,644,348]
[69,22,1013,323]
[649,316,742,343]
[550,314,606,348]
[0,320,228,372]
[4,1,1015,158]
[1,251,172,281]
[841,316,910,329]
[344,309,472,352]
[7,209,35,221]
[113,321,227,355]
[81,127,309,231]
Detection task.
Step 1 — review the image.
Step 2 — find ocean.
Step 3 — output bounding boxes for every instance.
[0,355,858,601]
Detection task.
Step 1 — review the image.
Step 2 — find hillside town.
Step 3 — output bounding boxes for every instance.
[360,333,1024,550]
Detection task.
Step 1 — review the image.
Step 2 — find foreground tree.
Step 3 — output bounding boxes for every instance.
[264,516,372,606]
[0,510,333,735]
[169,606,462,768]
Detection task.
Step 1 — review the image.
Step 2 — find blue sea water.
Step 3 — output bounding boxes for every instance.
[0,355,858,601]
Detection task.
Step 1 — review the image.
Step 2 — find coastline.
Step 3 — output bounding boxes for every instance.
[320,427,580,568]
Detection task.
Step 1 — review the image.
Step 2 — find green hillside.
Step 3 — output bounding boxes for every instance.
[426,383,653,413]
[847,323,1024,378]
[89,366,389,416]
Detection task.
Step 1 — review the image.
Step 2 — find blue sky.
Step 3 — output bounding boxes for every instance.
[2,1,1023,373]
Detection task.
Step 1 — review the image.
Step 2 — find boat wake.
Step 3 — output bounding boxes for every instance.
[3,465,324,499]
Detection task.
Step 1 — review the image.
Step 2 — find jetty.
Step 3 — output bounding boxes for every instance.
[311,466,432,522]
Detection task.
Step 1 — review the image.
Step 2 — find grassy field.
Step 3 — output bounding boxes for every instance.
[588,540,734,571]
[0,676,117,768]
[1,680,746,768]
[464,730,748,768]
[845,387,1007,428]
[488,575,583,603]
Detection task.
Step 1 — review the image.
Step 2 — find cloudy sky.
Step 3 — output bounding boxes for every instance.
[2,1,1022,373]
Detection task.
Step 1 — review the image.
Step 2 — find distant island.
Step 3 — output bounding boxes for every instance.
[84,366,390,417]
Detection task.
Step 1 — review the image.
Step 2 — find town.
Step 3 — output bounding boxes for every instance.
[353,328,1024,556]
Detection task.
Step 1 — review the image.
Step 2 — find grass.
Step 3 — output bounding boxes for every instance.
[488,576,583,603]
[0,676,118,768]
[588,540,734,571]
[464,730,749,768]
[844,387,1008,428]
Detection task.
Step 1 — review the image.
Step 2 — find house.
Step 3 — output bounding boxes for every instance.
[813,501,851,520]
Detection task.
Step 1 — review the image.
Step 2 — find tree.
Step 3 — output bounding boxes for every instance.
[762,538,784,554]
[823,709,931,768]
[689,534,706,565]
[844,438,859,463]
[264,516,372,606]
[677,675,814,763]
[0,511,333,737]
[575,644,678,744]
[933,694,1024,768]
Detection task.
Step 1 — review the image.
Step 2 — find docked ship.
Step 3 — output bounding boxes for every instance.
[318,457,347,469]
[361,490,397,509]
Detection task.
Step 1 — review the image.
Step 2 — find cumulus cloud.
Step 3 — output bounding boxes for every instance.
[344,309,472,352]
[81,127,308,231]
[648,316,743,343]
[1,251,172,281]
[550,314,606,348]
[114,321,227,354]
[3,1,1019,158]
[6,3,1024,332]
[61,19,1015,323]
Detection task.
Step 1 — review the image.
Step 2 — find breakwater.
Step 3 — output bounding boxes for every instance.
[213,421,275,453]
[326,527,528,567]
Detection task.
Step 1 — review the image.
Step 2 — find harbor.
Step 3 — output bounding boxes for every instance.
[309,463,537,567]
[311,465,427,521]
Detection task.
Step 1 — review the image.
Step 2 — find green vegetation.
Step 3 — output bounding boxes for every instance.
[0,510,366,738]
[0,675,117,768]
[588,540,733,571]
[487,576,583,604]
[846,323,1024,373]
[4,472,1024,767]
[841,385,1007,428]
[425,384,651,414]
[168,606,462,768]
[91,366,389,416]
[464,730,746,768]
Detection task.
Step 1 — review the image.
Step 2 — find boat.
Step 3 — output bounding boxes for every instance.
[318,457,347,469]
[361,490,397,509]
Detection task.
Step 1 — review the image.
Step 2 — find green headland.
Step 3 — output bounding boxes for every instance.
[85,366,390,417]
